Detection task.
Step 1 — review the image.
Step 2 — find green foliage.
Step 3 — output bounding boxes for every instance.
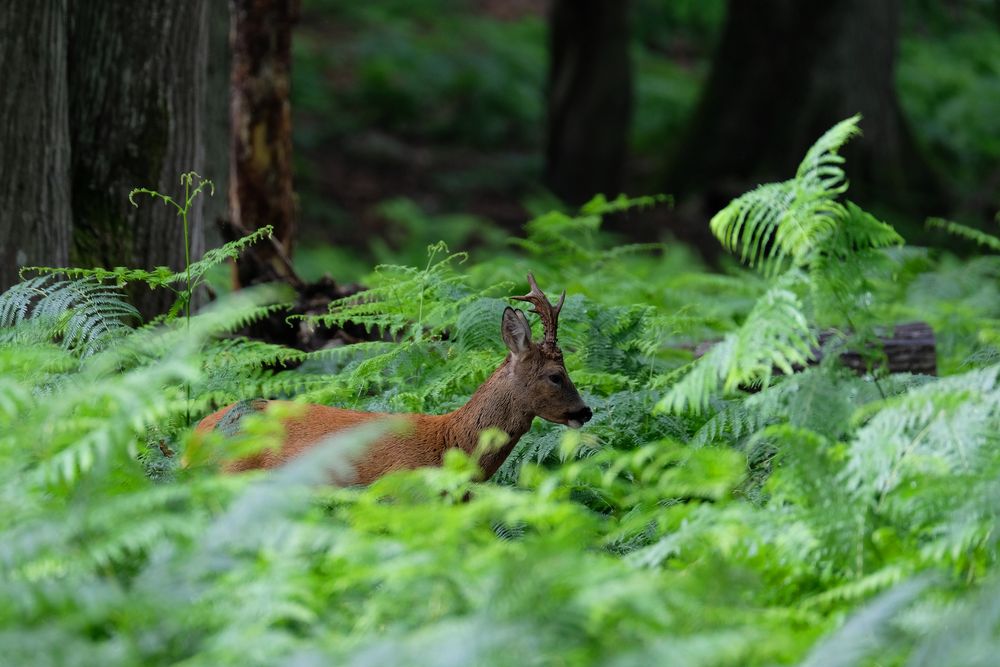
[659,277,815,414]
[5,122,1000,665]
[898,5,1000,196]
[0,275,139,356]
[129,171,215,323]
[665,116,906,413]
[926,216,1000,252]
[710,115,901,276]
[295,0,546,149]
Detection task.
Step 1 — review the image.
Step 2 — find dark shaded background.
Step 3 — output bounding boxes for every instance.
[291,0,997,274]
[2,0,998,313]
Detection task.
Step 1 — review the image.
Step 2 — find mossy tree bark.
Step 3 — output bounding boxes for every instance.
[68,1,209,318]
[669,0,945,217]
[544,0,633,207]
[0,0,72,291]
[228,0,300,289]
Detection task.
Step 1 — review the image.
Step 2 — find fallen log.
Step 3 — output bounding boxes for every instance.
[694,321,937,377]
[217,217,379,353]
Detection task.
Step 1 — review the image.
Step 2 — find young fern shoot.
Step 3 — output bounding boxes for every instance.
[128,171,215,327]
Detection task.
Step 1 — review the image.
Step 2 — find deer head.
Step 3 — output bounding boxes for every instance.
[502,273,592,429]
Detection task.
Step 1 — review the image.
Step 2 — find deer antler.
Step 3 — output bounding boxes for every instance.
[511,272,565,351]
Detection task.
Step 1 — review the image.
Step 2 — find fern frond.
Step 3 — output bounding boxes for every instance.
[835,202,905,254]
[799,576,929,667]
[710,115,863,276]
[927,217,1000,252]
[0,276,139,356]
[454,298,508,353]
[691,399,770,446]
[20,226,272,305]
[183,225,274,286]
[800,564,911,611]
[307,245,476,342]
[579,193,671,216]
[513,211,603,264]
[659,278,816,414]
[19,264,176,289]
[843,364,1000,500]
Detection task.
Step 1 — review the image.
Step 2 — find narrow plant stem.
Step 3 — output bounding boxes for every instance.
[183,177,192,329]
[182,177,192,426]
[416,246,437,342]
[129,173,214,428]
[834,286,886,399]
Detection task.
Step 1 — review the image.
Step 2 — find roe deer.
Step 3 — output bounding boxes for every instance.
[195,274,593,484]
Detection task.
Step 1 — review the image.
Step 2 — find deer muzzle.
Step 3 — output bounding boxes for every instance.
[565,405,593,429]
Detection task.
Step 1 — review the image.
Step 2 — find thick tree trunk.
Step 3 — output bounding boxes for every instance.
[204,0,233,251]
[229,0,299,288]
[0,0,72,291]
[669,0,945,217]
[68,0,208,318]
[544,0,633,207]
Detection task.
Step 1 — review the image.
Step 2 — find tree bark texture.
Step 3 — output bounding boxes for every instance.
[544,0,633,207]
[229,0,299,289]
[669,0,944,217]
[0,0,72,291]
[204,0,233,251]
[68,0,208,318]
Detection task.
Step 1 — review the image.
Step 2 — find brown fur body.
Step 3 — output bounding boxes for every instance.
[197,358,546,484]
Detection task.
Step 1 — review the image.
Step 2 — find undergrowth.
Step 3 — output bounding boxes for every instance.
[3,118,1000,666]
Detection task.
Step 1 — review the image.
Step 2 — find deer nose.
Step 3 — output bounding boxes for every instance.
[567,406,592,425]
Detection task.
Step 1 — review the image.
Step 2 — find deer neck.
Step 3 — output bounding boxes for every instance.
[444,358,534,479]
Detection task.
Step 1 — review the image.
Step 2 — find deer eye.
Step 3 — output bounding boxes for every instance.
[548,373,563,386]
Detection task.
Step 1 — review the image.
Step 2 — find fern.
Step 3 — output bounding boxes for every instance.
[799,577,930,667]
[307,243,481,341]
[0,275,139,356]
[711,116,859,275]
[659,277,816,414]
[711,117,902,282]
[842,364,1000,500]
[22,224,274,322]
[663,118,911,414]
[3,151,1000,667]
[927,216,1000,252]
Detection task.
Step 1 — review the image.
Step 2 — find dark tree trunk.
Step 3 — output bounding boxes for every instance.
[68,0,209,318]
[669,0,945,218]
[544,0,633,207]
[204,0,233,251]
[221,0,378,353]
[0,0,72,291]
[228,0,299,288]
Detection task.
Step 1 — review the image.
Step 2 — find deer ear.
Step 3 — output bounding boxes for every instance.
[501,307,532,357]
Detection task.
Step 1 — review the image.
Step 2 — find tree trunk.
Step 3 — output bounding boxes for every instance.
[228,0,299,289]
[544,0,633,207]
[68,0,209,318]
[221,0,377,353]
[204,0,233,251]
[669,0,945,218]
[0,0,72,291]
